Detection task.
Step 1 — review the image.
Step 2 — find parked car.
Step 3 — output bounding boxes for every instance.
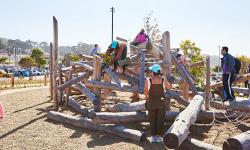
[20,70,30,77]
[0,69,11,78]
[32,70,42,76]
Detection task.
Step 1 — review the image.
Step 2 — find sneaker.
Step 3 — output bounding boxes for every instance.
[151,136,157,143]
[155,137,163,143]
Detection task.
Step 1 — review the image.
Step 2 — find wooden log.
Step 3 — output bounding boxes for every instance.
[223,130,250,150]
[93,55,102,112]
[189,61,204,68]
[92,111,179,124]
[78,54,93,61]
[106,100,146,112]
[162,31,172,110]
[68,98,93,118]
[65,70,72,105]
[170,51,198,95]
[52,16,59,110]
[139,52,145,93]
[114,72,140,85]
[74,62,94,71]
[103,67,123,88]
[116,36,128,42]
[205,56,211,110]
[49,42,53,100]
[75,83,98,105]
[164,95,204,149]
[232,87,250,95]
[58,72,91,90]
[180,137,222,150]
[86,80,139,93]
[58,64,63,104]
[211,74,250,89]
[165,90,189,106]
[210,99,250,112]
[47,111,146,142]
[65,53,71,67]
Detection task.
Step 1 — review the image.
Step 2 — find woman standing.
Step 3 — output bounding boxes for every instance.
[144,64,171,143]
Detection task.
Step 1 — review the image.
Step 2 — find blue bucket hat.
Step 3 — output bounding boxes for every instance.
[111,41,118,49]
[149,64,161,73]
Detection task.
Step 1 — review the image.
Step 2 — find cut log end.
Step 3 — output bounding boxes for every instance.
[164,133,179,149]
[223,139,243,150]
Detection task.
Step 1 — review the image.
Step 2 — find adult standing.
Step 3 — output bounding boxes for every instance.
[221,46,236,102]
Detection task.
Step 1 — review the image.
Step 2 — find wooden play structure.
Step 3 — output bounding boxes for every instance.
[47,16,250,150]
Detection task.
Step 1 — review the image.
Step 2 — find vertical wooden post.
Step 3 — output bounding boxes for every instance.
[162,31,172,110]
[11,73,14,87]
[205,56,211,110]
[44,74,47,86]
[49,42,53,100]
[65,69,72,106]
[65,53,71,67]
[103,72,111,98]
[58,63,63,104]
[93,55,102,112]
[139,52,145,93]
[52,16,59,110]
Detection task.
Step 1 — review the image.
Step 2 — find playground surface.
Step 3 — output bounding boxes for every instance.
[0,87,250,150]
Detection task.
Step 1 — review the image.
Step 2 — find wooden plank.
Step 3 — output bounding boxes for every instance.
[223,130,250,150]
[103,67,123,88]
[86,80,139,93]
[47,111,146,142]
[139,52,145,93]
[75,83,98,105]
[93,55,102,112]
[65,69,72,105]
[116,36,128,42]
[164,95,204,149]
[74,62,94,71]
[58,63,63,104]
[78,54,93,61]
[205,56,211,110]
[49,43,53,100]
[58,72,91,90]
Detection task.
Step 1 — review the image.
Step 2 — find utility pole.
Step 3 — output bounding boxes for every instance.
[218,46,220,75]
[110,7,115,42]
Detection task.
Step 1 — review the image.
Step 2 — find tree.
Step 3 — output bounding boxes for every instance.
[237,55,250,75]
[70,55,80,62]
[180,40,205,88]
[144,11,161,43]
[212,65,222,73]
[0,57,8,64]
[31,48,47,68]
[19,56,35,68]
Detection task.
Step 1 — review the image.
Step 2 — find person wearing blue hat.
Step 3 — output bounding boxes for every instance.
[106,41,127,73]
[144,64,171,143]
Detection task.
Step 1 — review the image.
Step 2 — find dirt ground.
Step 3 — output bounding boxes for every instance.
[0,87,250,150]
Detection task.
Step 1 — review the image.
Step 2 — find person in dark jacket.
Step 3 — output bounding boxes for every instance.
[144,64,171,143]
[221,46,236,102]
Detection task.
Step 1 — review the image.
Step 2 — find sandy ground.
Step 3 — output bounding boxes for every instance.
[0,87,250,150]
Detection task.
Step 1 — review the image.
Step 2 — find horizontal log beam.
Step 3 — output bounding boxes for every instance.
[78,54,93,61]
[164,95,204,149]
[68,98,93,118]
[75,83,98,105]
[86,80,139,93]
[211,74,250,89]
[180,137,222,150]
[58,72,92,90]
[47,111,146,142]
[223,130,250,150]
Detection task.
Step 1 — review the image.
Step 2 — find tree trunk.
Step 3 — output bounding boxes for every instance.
[223,130,250,150]
[47,111,146,142]
[68,98,93,117]
[164,95,204,149]
[106,100,146,112]
[210,100,250,112]
[179,137,222,150]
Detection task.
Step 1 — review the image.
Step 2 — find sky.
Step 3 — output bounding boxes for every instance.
[0,0,250,57]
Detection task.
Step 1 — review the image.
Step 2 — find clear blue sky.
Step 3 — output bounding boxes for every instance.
[0,0,250,57]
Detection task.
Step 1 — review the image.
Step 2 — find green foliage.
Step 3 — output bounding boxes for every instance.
[144,11,161,43]
[212,65,222,73]
[0,57,8,64]
[19,56,35,68]
[31,48,46,68]
[179,40,205,88]
[237,55,250,75]
[70,55,80,62]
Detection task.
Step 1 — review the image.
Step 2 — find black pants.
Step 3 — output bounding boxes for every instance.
[222,73,235,100]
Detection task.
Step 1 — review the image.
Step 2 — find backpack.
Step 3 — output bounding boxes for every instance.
[234,58,241,74]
